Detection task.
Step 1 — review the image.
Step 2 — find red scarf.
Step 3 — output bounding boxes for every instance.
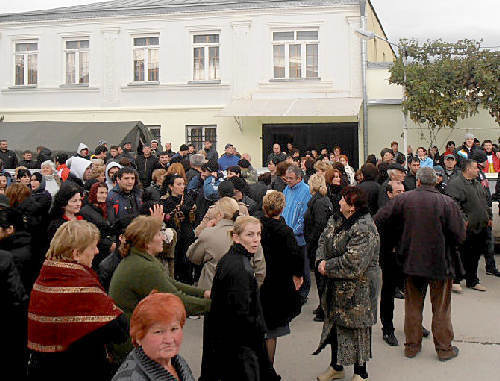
[28,259,122,352]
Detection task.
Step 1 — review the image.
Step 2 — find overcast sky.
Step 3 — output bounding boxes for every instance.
[0,0,499,47]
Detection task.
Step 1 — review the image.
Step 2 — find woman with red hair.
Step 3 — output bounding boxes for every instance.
[80,182,114,268]
[112,292,194,381]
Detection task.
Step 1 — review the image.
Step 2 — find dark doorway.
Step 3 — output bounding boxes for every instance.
[262,122,359,169]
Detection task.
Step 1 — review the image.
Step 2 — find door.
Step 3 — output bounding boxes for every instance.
[262,122,359,169]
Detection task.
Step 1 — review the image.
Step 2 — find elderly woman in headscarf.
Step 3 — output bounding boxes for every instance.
[40,160,61,197]
[112,292,195,381]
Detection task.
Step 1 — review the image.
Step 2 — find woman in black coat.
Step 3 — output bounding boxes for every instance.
[357,164,381,216]
[207,216,280,381]
[325,168,347,219]
[260,192,304,366]
[161,174,196,284]
[79,182,114,269]
[0,208,29,380]
[304,174,333,322]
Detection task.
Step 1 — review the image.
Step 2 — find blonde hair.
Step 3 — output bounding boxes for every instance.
[308,173,328,196]
[151,169,167,184]
[215,197,239,220]
[167,163,187,183]
[262,191,285,218]
[314,160,333,173]
[119,215,163,257]
[232,216,261,238]
[90,165,106,180]
[46,220,100,261]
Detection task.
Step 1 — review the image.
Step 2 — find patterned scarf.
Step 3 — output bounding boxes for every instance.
[28,259,122,352]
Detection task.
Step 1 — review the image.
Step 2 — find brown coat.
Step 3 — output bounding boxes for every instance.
[374,186,466,280]
[186,219,266,289]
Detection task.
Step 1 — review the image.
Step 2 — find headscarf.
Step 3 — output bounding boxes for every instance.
[28,259,122,352]
[88,182,108,219]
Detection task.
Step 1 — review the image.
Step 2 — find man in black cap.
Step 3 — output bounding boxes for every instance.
[378,163,406,209]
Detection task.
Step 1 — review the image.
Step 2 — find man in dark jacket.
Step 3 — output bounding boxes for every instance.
[186,154,206,185]
[106,167,142,225]
[19,150,39,169]
[374,167,465,361]
[135,143,158,187]
[0,139,18,169]
[446,159,492,292]
[266,143,286,165]
[378,163,406,209]
[403,157,420,191]
[36,146,53,168]
[374,181,406,346]
[203,140,218,162]
[442,154,459,184]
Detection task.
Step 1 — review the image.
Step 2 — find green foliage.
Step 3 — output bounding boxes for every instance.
[389,39,500,142]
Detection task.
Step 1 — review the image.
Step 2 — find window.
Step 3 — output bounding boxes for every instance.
[186,125,217,151]
[192,34,219,81]
[146,125,161,143]
[133,36,159,82]
[65,39,89,85]
[272,30,318,79]
[15,41,38,86]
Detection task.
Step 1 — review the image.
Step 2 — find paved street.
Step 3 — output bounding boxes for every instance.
[181,258,500,380]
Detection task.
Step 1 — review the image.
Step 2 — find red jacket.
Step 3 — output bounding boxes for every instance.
[56,164,70,181]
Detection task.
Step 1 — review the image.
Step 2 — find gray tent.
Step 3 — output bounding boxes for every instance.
[0,121,153,153]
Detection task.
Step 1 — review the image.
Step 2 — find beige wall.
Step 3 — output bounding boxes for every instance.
[365,1,395,63]
[368,105,499,156]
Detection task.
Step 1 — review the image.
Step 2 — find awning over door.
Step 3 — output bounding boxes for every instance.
[218,97,362,117]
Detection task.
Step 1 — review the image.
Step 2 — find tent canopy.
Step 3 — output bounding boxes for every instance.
[0,121,153,153]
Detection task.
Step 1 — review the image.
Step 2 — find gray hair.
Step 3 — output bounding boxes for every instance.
[416,167,437,186]
[387,169,404,180]
[285,165,303,179]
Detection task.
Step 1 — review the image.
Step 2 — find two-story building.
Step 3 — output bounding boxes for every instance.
[1,0,495,167]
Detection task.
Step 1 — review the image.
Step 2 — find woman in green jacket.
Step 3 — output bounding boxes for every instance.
[109,214,211,365]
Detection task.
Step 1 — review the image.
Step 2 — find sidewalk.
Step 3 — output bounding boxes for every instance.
[181,258,500,380]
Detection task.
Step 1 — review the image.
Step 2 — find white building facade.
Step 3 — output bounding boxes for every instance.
[0,0,397,167]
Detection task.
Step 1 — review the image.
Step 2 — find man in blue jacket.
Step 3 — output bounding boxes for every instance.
[218,143,240,171]
[282,165,311,302]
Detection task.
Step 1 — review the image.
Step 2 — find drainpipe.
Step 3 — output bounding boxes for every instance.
[360,2,368,162]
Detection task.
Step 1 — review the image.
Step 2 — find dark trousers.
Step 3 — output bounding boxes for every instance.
[380,257,399,333]
[485,227,497,271]
[298,245,310,301]
[455,229,488,287]
[404,276,454,356]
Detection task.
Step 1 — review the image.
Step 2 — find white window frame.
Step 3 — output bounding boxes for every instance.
[186,125,217,151]
[132,34,160,83]
[64,38,90,85]
[13,40,38,86]
[191,33,220,82]
[271,29,319,80]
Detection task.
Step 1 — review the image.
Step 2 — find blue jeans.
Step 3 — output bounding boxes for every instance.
[298,245,310,301]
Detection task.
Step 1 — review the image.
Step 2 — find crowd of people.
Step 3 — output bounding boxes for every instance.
[1,132,499,381]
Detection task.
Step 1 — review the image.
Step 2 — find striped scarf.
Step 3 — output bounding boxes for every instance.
[28,259,122,352]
